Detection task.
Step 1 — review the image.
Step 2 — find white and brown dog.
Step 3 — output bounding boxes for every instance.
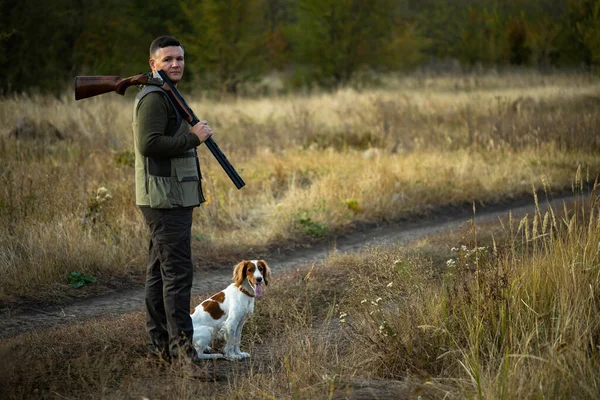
[191,260,271,360]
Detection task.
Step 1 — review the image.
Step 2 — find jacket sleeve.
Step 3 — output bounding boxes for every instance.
[135,92,201,158]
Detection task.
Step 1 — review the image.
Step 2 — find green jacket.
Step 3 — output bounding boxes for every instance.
[132,85,205,208]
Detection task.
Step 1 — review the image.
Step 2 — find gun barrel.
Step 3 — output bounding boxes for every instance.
[204,137,246,189]
[156,70,245,190]
[74,76,122,100]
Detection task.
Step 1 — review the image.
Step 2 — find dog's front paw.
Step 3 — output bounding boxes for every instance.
[225,351,250,360]
[224,352,243,360]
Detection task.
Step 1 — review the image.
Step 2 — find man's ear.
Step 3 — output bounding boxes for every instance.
[149,57,156,73]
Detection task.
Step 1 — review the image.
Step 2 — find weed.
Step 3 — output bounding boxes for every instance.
[67,271,96,288]
[295,212,329,238]
[113,149,135,168]
[345,198,361,213]
[83,187,113,226]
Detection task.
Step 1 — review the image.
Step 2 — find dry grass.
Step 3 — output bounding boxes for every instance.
[1,179,598,399]
[333,180,600,399]
[0,71,599,305]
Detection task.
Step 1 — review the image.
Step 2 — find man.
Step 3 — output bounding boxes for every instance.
[133,35,213,365]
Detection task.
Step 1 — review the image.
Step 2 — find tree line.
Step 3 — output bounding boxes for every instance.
[1,0,598,94]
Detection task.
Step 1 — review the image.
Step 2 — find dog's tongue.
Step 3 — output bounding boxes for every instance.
[255,283,263,297]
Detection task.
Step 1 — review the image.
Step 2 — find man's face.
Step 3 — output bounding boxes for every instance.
[149,46,185,84]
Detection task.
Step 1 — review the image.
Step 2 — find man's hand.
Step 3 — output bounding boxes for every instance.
[191,120,213,143]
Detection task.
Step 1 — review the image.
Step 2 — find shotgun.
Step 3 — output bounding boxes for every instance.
[74,72,245,190]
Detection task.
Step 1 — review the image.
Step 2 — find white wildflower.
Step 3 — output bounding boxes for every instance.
[96,187,112,203]
[339,311,348,323]
[378,323,388,337]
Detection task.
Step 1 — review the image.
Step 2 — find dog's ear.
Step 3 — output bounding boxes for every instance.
[232,261,248,287]
[258,260,271,286]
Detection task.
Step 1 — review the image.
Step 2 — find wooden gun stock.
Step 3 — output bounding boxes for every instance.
[74,73,159,100]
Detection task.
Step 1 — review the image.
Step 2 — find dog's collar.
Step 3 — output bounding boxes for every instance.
[239,287,255,298]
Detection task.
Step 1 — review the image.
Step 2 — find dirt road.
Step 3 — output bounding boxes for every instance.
[0,193,578,339]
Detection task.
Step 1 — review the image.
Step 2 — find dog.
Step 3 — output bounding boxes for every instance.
[191,259,271,360]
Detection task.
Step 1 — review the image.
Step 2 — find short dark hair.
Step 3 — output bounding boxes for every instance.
[149,36,183,57]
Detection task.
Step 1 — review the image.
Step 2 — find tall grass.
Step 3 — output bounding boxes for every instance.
[0,72,599,305]
[2,178,598,399]
[334,179,600,399]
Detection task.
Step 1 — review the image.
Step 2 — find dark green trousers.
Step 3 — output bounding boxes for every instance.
[140,207,197,360]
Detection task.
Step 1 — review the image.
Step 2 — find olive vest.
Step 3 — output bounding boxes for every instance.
[132,85,205,208]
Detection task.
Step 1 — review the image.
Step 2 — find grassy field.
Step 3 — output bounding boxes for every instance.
[0,71,598,306]
[0,71,599,399]
[1,180,598,399]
